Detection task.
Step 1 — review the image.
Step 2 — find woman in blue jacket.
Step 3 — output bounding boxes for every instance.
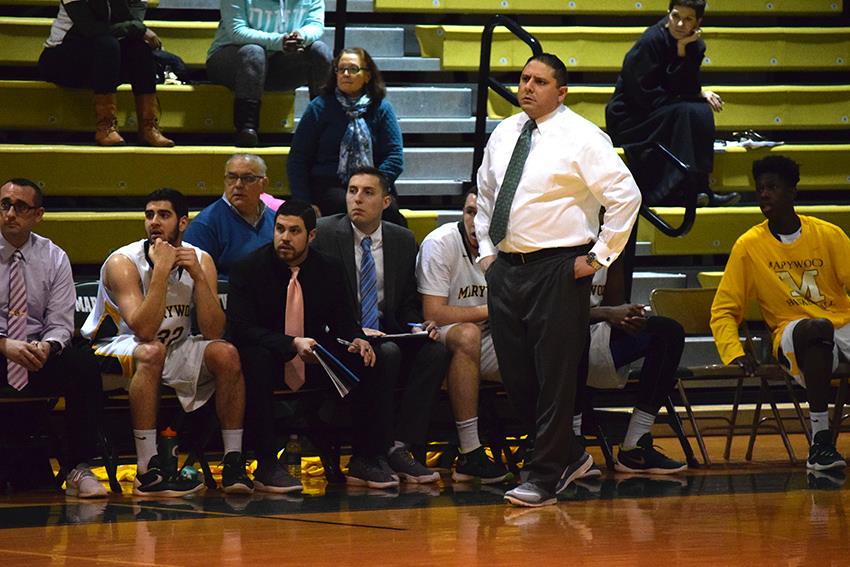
[287,47,406,226]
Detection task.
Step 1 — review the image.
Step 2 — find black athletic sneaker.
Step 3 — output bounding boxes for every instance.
[221,452,254,494]
[253,462,303,494]
[615,434,688,474]
[504,482,556,507]
[347,455,399,489]
[452,446,513,484]
[555,452,593,494]
[807,430,847,471]
[387,446,439,483]
[134,456,205,497]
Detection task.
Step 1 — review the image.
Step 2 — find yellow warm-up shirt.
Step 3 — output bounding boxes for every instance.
[711,215,850,364]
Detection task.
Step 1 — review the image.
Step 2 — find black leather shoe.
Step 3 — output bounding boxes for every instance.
[708,191,742,207]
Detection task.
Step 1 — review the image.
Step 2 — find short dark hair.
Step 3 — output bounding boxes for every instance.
[3,177,43,208]
[752,155,800,189]
[276,199,316,232]
[348,166,390,195]
[146,188,188,219]
[525,53,568,88]
[322,47,387,103]
[669,0,706,18]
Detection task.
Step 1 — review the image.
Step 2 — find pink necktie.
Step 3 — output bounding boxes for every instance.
[7,250,28,390]
[284,266,305,391]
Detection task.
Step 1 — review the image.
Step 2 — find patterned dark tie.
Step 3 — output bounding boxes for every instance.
[7,250,28,390]
[488,118,537,246]
[360,237,380,330]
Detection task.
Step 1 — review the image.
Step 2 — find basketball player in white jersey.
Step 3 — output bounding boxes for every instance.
[415,187,511,484]
[82,189,252,497]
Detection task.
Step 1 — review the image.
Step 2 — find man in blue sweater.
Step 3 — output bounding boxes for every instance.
[185,154,277,279]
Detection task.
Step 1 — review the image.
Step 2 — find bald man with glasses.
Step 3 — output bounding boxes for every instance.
[185,153,279,278]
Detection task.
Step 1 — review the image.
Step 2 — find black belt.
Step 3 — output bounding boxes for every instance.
[497,244,590,266]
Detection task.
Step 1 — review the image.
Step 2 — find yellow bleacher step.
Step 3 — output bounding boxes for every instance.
[489,85,850,130]
[0,145,289,196]
[416,25,850,72]
[0,18,216,68]
[377,0,842,15]
[641,205,850,256]
[0,80,295,133]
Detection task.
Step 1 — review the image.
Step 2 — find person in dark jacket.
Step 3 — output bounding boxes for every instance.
[605,0,737,207]
[287,47,406,227]
[38,0,174,147]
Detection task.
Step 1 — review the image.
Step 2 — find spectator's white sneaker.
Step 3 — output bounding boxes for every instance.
[66,465,108,498]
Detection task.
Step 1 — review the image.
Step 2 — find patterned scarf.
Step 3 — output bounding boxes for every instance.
[336,89,374,184]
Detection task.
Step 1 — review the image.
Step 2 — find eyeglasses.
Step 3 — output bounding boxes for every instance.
[334,65,364,75]
[0,199,39,214]
[225,173,264,185]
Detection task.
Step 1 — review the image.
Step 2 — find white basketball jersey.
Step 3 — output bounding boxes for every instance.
[417,222,487,308]
[82,239,203,346]
[590,265,609,308]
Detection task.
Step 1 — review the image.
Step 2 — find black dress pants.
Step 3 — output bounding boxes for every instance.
[0,343,103,467]
[487,248,591,492]
[240,342,393,467]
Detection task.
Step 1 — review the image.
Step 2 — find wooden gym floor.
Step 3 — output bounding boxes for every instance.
[0,434,848,566]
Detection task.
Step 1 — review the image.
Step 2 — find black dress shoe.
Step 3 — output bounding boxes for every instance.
[235,128,258,147]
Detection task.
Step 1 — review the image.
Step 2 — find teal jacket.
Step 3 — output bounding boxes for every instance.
[207,0,324,58]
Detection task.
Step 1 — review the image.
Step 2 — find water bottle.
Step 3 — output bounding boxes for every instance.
[158,427,179,476]
[282,434,301,479]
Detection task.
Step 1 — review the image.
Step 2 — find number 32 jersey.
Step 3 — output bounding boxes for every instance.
[82,239,203,346]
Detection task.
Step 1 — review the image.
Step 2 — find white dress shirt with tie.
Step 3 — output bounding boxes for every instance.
[475,105,642,266]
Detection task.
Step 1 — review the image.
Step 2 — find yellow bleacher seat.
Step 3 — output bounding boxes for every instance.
[641,205,850,256]
[415,25,850,72]
[377,0,842,15]
[0,80,295,133]
[0,145,288,196]
[37,209,440,265]
[488,85,850,130]
[711,145,850,192]
[0,18,216,67]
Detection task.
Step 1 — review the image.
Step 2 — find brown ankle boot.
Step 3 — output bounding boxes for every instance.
[94,94,125,146]
[135,93,175,147]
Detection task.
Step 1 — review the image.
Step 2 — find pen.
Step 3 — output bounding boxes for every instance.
[407,322,424,328]
[336,338,355,347]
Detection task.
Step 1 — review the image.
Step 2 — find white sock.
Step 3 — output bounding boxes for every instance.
[810,411,830,436]
[623,409,656,450]
[456,417,481,454]
[222,429,243,455]
[134,429,157,473]
[388,440,406,457]
[573,413,583,437]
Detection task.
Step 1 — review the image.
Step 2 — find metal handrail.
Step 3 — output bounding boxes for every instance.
[639,143,698,238]
[471,15,542,183]
[333,0,348,55]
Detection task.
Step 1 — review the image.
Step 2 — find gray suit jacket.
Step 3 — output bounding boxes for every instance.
[313,214,422,334]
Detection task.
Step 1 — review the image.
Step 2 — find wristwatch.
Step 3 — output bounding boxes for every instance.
[585,252,603,271]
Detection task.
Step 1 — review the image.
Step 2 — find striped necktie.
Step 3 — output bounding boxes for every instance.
[360,237,380,330]
[7,250,28,390]
[284,266,305,391]
[488,118,537,246]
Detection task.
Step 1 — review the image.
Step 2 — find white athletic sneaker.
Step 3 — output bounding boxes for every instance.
[66,465,108,498]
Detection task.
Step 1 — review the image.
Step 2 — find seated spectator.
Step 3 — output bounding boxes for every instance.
[312,167,449,484]
[82,188,252,497]
[38,0,174,147]
[288,48,406,227]
[184,154,277,278]
[0,178,106,498]
[575,244,687,474]
[605,0,737,207]
[415,187,511,483]
[711,155,849,472]
[228,200,398,490]
[206,0,332,147]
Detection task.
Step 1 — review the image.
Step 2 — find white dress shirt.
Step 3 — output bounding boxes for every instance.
[352,222,385,316]
[475,105,641,266]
